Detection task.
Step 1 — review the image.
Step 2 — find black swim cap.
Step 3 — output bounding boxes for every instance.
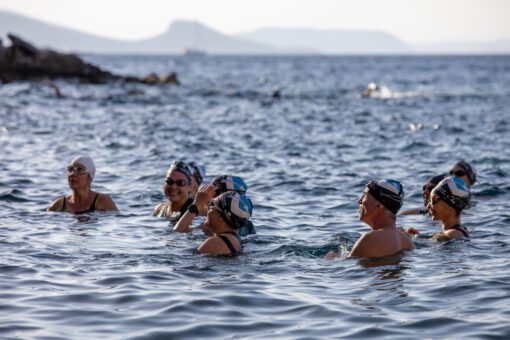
[366,179,404,215]
[168,160,192,182]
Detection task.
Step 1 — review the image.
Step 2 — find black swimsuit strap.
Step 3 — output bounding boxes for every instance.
[218,234,238,255]
[88,194,100,212]
[451,224,469,237]
[61,196,67,212]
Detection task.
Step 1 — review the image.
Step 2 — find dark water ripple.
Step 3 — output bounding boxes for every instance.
[1,55,510,338]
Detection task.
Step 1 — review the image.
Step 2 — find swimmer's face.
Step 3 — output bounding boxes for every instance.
[204,199,225,233]
[422,181,436,207]
[427,191,450,221]
[358,188,377,223]
[164,170,191,204]
[67,162,91,190]
[450,165,471,187]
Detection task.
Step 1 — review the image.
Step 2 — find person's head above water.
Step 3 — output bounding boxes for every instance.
[188,162,205,187]
[450,160,476,187]
[428,176,470,218]
[68,155,95,181]
[206,191,253,231]
[211,175,248,197]
[422,174,447,207]
[164,160,192,206]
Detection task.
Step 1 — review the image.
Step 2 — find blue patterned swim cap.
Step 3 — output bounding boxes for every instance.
[211,175,248,197]
[188,162,205,185]
[214,191,253,229]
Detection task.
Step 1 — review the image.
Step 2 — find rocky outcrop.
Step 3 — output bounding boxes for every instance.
[0,34,179,85]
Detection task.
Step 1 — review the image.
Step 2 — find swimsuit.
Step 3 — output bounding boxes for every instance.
[450,224,469,237]
[218,232,242,255]
[60,194,101,214]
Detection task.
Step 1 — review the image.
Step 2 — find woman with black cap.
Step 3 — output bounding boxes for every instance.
[407,176,471,241]
[154,161,194,221]
[196,191,253,256]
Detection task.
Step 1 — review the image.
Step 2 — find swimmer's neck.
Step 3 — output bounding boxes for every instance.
[441,215,462,231]
[71,187,93,202]
[371,222,396,231]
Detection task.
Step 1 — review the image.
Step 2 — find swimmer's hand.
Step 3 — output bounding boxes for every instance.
[406,227,420,236]
[194,184,216,215]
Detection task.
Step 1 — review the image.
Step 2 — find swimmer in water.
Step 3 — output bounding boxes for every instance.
[407,176,471,241]
[47,156,118,213]
[449,160,477,188]
[154,161,194,221]
[174,175,255,236]
[361,82,378,97]
[197,191,253,256]
[349,179,414,258]
[400,174,447,215]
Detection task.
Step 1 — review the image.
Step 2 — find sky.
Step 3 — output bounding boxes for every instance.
[0,0,509,44]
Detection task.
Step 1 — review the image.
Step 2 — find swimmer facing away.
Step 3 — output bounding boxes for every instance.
[349,179,414,258]
[197,191,253,256]
[407,176,470,241]
[47,156,118,213]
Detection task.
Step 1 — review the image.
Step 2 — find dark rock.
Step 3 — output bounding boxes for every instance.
[0,34,179,85]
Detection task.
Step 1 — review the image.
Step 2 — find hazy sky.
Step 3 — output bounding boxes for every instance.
[1,0,509,43]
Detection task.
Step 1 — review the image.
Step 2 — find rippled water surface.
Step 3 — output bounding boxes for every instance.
[1,55,510,339]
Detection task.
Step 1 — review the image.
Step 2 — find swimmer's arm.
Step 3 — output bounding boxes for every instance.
[173,210,197,233]
[97,194,119,212]
[399,208,425,216]
[47,197,64,212]
[197,236,232,256]
[175,185,215,232]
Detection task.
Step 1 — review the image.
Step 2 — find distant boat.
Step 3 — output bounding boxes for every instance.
[182,22,207,56]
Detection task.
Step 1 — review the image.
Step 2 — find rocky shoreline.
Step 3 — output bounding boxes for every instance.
[0,34,179,85]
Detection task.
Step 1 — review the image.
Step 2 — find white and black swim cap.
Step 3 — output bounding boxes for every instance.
[366,179,404,215]
[168,160,193,182]
[432,176,471,212]
[211,175,248,197]
[214,191,253,229]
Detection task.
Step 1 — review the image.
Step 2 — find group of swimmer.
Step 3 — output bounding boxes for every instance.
[48,155,476,259]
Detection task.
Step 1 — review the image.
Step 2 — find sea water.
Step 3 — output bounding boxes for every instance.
[1,55,509,339]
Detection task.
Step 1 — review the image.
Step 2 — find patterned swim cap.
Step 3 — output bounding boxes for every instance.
[450,160,477,185]
[211,175,248,197]
[168,160,192,182]
[188,162,205,185]
[214,191,253,229]
[366,179,405,215]
[432,176,471,212]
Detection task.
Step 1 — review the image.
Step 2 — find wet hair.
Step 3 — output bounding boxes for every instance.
[366,179,404,215]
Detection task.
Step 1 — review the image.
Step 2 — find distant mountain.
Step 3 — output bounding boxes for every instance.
[0,11,300,54]
[1,10,508,55]
[236,27,412,54]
